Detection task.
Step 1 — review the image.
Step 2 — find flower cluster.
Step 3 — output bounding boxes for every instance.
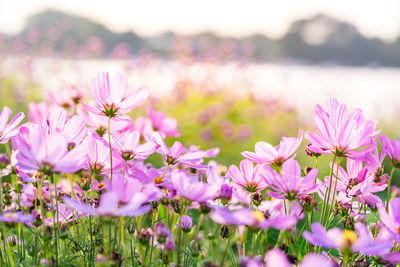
[0,73,399,267]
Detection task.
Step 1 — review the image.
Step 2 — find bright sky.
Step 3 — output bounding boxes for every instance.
[1,0,400,41]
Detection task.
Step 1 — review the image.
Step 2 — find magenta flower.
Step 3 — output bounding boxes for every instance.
[333,159,386,196]
[305,98,378,158]
[180,215,193,233]
[104,173,163,204]
[0,212,33,225]
[378,198,400,242]
[228,159,269,192]
[47,82,85,109]
[0,106,25,144]
[28,102,57,124]
[82,132,123,175]
[112,131,156,161]
[15,126,87,174]
[210,207,297,230]
[303,222,393,256]
[44,203,79,227]
[63,189,158,217]
[171,170,218,203]
[133,116,153,137]
[264,249,335,267]
[147,105,180,137]
[264,159,320,200]
[242,130,303,166]
[129,165,173,190]
[81,72,148,117]
[77,107,132,137]
[43,107,87,146]
[154,133,207,168]
[380,134,400,167]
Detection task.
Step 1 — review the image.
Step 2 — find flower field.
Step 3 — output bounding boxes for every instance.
[0,65,398,267]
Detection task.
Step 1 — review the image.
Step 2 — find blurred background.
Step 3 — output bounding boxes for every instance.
[1,0,400,168]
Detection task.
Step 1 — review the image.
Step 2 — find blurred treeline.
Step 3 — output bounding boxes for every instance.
[2,10,400,66]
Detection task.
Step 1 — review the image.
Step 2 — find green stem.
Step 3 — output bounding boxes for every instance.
[49,175,59,265]
[321,154,337,225]
[120,217,126,263]
[386,168,395,212]
[194,214,204,241]
[176,219,182,266]
[108,116,113,180]
[325,158,340,227]
[2,223,15,267]
[148,210,155,266]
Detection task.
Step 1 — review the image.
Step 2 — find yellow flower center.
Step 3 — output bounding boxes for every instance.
[252,211,265,222]
[340,230,358,248]
[154,176,164,184]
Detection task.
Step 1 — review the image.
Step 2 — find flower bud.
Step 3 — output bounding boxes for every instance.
[300,195,317,212]
[200,203,211,214]
[138,229,152,245]
[343,216,355,230]
[14,181,23,194]
[180,215,193,233]
[154,223,171,244]
[220,184,233,204]
[165,239,176,251]
[0,154,10,169]
[171,199,182,214]
[221,225,230,239]
[252,192,263,207]
[333,201,352,217]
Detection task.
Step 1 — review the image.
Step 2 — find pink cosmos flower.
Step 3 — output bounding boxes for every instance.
[15,125,87,174]
[378,198,400,242]
[153,133,207,168]
[380,134,400,167]
[228,159,269,192]
[210,207,297,230]
[43,107,87,146]
[63,191,153,217]
[129,166,173,189]
[263,159,320,200]
[264,249,335,267]
[132,116,153,137]
[47,82,85,109]
[81,72,148,117]
[77,106,132,137]
[103,173,163,204]
[305,99,378,158]
[0,106,25,144]
[82,132,123,175]
[171,170,218,203]
[241,130,303,166]
[147,105,180,137]
[0,212,33,224]
[28,102,57,124]
[333,159,386,196]
[111,131,157,161]
[44,203,79,227]
[303,222,393,256]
